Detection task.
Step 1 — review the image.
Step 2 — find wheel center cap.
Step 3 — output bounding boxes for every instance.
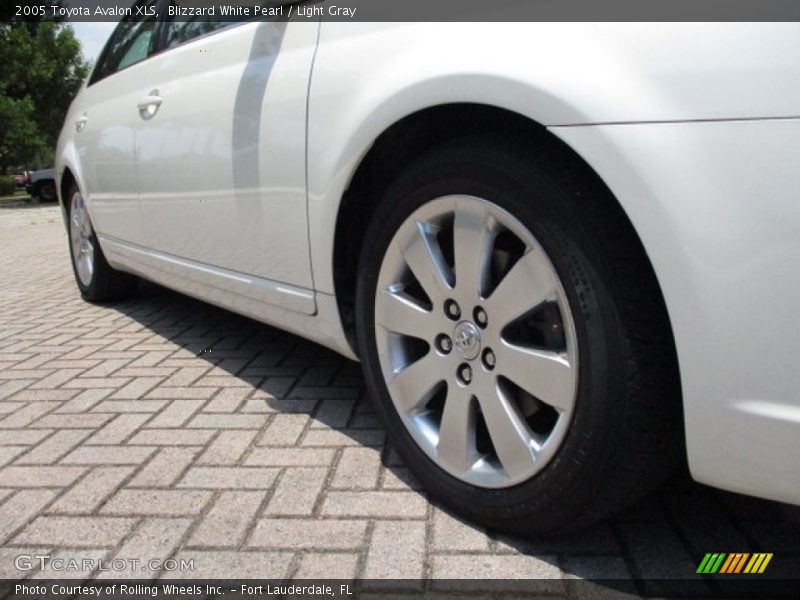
[453,321,481,360]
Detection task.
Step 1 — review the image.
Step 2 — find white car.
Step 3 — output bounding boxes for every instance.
[56,12,800,533]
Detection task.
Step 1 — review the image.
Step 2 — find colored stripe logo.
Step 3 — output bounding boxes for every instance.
[696,553,773,574]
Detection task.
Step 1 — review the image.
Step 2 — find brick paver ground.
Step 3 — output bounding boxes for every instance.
[1,202,798,594]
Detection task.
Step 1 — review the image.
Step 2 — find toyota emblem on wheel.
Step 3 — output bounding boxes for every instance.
[453,321,481,359]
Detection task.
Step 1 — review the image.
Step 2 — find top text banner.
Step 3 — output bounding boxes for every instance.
[8,0,800,22]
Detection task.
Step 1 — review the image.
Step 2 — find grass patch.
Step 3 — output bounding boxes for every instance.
[0,189,32,203]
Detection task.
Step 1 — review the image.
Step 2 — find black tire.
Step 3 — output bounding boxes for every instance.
[66,183,138,302]
[355,137,682,534]
[38,181,57,202]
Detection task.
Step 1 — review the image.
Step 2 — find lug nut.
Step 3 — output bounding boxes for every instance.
[458,363,472,385]
[436,334,453,354]
[482,348,496,371]
[474,306,488,328]
[444,299,461,320]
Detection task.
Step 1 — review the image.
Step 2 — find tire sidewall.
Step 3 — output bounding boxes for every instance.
[66,186,100,298]
[40,182,56,202]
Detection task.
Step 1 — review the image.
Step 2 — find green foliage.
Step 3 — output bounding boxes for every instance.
[0,176,16,196]
[0,20,89,172]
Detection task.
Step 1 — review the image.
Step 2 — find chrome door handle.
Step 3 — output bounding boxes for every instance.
[75,115,88,132]
[137,90,163,119]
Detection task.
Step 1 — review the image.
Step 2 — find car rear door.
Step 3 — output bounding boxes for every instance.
[132,8,318,305]
[73,0,160,244]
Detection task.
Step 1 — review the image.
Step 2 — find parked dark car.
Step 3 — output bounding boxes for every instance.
[13,172,31,187]
[27,169,56,202]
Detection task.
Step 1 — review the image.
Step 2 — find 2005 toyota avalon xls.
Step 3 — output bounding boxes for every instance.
[55,10,800,533]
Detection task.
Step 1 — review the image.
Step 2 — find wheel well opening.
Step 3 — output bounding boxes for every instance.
[60,168,76,213]
[332,104,678,387]
[333,104,551,350]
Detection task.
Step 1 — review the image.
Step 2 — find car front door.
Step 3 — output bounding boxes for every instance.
[132,9,318,311]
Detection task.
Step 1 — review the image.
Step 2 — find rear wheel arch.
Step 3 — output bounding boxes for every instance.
[332,104,679,376]
[60,168,77,214]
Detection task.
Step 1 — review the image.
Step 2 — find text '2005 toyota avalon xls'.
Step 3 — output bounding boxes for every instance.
[56,10,800,534]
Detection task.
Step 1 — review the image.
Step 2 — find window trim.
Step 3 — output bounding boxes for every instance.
[88,0,309,86]
[88,0,170,86]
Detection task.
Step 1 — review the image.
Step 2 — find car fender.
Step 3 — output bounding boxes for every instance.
[307,22,800,295]
[55,135,86,228]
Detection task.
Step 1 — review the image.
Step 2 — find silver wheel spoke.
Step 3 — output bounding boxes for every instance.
[70,219,82,258]
[478,383,538,478]
[453,204,495,297]
[485,248,558,328]
[375,195,578,489]
[70,192,95,286]
[401,221,453,302]
[387,351,443,414]
[437,386,477,474]
[80,211,92,237]
[375,288,433,341]
[497,343,574,412]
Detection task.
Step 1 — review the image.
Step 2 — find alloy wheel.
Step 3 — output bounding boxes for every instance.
[70,191,95,287]
[374,195,578,488]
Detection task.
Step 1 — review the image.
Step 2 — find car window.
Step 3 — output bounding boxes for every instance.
[92,0,159,82]
[163,0,248,48]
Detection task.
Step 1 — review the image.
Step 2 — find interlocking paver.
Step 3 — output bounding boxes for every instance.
[171,550,293,579]
[322,491,428,519]
[0,447,28,467]
[433,507,491,552]
[0,402,60,428]
[146,399,204,427]
[0,430,52,445]
[15,429,93,464]
[128,447,201,487]
[178,466,280,490]
[92,399,168,413]
[258,414,308,446]
[97,518,193,579]
[0,204,797,586]
[202,387,250,413]
[188,414,267,429]
[57,389,114,413]
[48,466,135,514]
[293,552,360,579]
[127,429,214,446]
[0,402,23,415]
[102,489,213,516]
[86,414,150,445]
[248,519,367,550]
[331,447,382,490]
[33,413,114,429]
[0,490,59,543]
[110,376,164,399]
[263,467,327,516]
[188,491,265,548]
[364,520,426,580]
[196,430,258,465]
[431,555,564,590]
[302,429,385,447]
[0,466,86,487]
[61,445,156,465]
[244,448,335,467]
[0,379,42,400]
[12,516,137,547]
